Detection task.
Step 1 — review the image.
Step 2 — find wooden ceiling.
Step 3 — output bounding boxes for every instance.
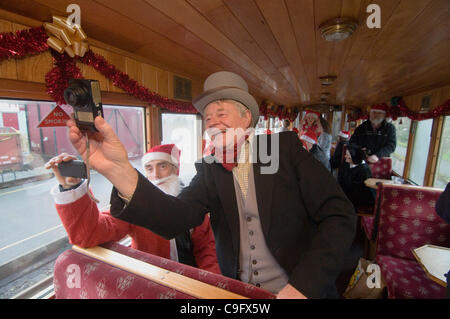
[1,0,449,109]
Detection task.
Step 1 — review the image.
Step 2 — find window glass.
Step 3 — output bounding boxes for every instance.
[434,116,450,189]
[0,99,145,267]
[255,116,267,135]
[161,113,202,186]
[331,111,342,142]
[391,117,412,176]
[408,119,433,185]
[294,112,300,129]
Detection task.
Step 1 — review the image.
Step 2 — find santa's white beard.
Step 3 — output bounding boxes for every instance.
[150,174,181,196]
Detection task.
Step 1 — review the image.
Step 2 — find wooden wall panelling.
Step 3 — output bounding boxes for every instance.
[0,17,204,103]
[12,22,52,84]
[0,19,18,80]
[125,57,143,87]
[402,85,450,112]
[156,68,169,99]
[141,64,158,93]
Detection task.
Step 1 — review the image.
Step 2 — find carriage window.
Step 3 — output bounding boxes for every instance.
[161,113,202,186]
[0,99,145,279]
[255,116,268,135]
[331,111,342,142]
[391,117,412,176]
[408,119,433,185]
[434,116,450,189]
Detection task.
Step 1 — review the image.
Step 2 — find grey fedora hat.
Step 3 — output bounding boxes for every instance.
[193,71,260,127]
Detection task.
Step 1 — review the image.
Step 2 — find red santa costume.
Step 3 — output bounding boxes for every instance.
[50,144,221,274]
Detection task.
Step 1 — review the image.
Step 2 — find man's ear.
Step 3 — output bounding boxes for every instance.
[244,109,252,128]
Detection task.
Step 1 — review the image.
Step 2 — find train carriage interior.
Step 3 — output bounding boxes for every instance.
[0,0,449,302]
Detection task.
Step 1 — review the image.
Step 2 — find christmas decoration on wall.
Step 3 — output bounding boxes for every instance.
[0,19,196,114]
[44,15,88,58]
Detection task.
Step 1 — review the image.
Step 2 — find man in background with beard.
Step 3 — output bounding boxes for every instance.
[45,144,221,274]
[349,104,396,164]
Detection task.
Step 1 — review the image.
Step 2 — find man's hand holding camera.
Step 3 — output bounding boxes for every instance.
[63,79,138,200]
[45,153,81,189]
[67,115,138,200]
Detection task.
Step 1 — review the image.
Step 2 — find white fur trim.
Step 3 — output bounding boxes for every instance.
[300,135,316,145]
[50,180,89,205]
[141,152,178,168]
[370,109,386,113]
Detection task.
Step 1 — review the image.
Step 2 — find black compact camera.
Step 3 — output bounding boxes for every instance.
[64,79,104,132]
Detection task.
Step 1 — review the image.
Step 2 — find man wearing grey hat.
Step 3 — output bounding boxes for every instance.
[67,71,356,299]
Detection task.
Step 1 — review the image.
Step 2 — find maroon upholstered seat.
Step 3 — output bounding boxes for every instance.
[372,184,449,299]
[53,242,275,299]
[376,255,445,299]
[368,158,392,179]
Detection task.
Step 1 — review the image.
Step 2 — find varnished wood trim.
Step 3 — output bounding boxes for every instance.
[72,245,248,299]
[403,121,416,180]
[426,116,445,186]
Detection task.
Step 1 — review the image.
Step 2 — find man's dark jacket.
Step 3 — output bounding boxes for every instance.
[349,120,396,158]
[110,132,356,298]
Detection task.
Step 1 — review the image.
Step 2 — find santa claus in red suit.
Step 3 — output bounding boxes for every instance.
[45,144,221,274]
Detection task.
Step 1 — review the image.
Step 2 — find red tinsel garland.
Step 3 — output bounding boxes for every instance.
[0,26,48,61]
[45,50,83,105]
[78,50,197,114]
[390,98,450,121]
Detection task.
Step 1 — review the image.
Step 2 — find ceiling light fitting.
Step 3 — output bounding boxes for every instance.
[319,17,358,42]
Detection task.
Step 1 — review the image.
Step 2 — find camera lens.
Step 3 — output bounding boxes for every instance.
[64,83,89,108]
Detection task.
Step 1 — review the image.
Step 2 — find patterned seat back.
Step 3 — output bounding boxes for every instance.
[375,184,450,261]
[54,242,275,299]
[368,157,392,179]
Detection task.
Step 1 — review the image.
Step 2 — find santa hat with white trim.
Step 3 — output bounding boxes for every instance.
[338,130,350,139]
[141,144,181,175]
[370,104,388,113]
[305,110,321,119]
[300,130,318,145]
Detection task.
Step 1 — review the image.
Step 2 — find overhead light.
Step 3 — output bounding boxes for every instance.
[319,17,358,42]
[319,76,337,86]
[320,92,331,100]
